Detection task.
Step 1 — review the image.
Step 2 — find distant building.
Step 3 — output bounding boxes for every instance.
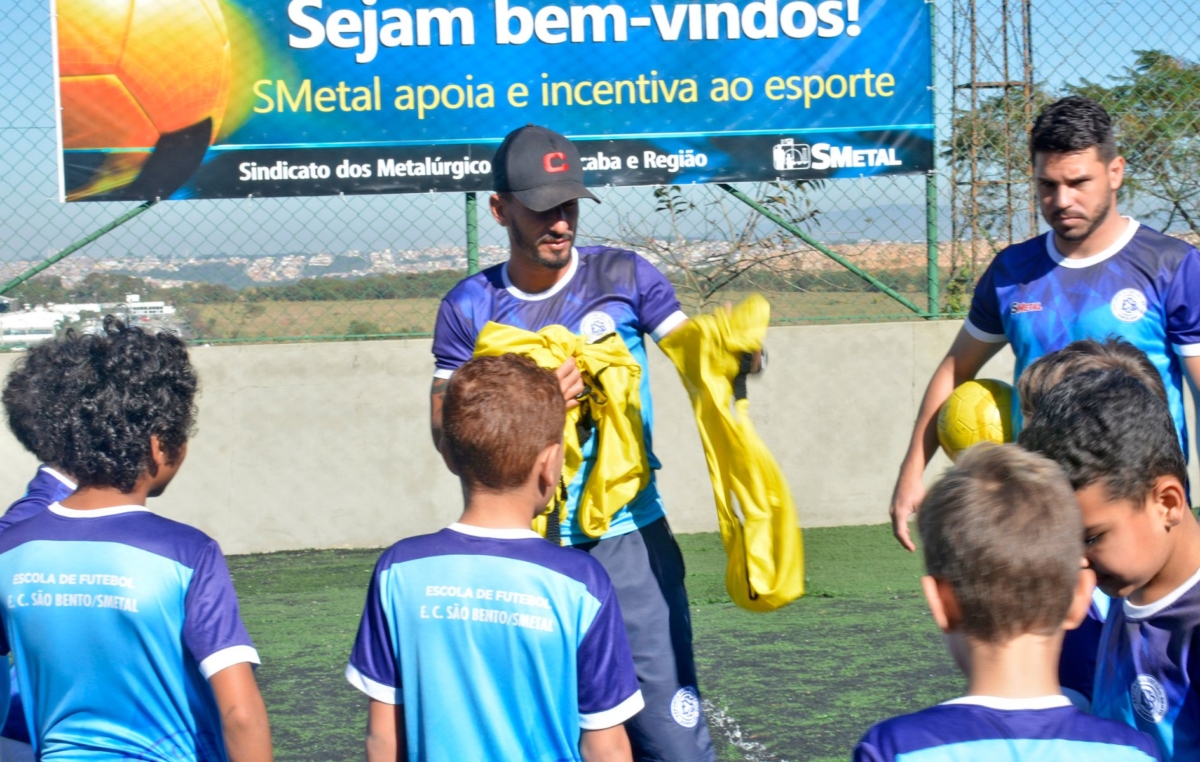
[0,309,63,346]
[118,294,176,320]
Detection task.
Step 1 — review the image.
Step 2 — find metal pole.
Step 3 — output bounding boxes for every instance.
[717,184,927,316]
[927,0,940,317]
[465,192,479,275]
[0,200,158,297]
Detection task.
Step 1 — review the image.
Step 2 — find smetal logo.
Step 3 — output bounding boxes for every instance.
[772,138,811,171]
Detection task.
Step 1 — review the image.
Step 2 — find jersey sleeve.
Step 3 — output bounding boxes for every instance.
[182,541,259,679]
[633,254,687,342]
[1166,247,1200,357]
[851,740,887,762]
[964,259,1008,343]
[432,294,479,379]
[576,579,643,729]
[346,558,401,704]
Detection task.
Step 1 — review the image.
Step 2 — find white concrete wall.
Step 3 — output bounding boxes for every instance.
[0,321,1195,555]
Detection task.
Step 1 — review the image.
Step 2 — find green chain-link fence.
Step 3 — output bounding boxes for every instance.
[2,0,1197,345]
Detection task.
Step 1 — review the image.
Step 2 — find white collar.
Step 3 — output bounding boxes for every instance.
[500,248,579,302]
[1123,562,1200,620]
[941,695,1071,711]
[40,466,77,491]
[48,501,150,519]
[1046,217,1139,269]
[448,522,541,540]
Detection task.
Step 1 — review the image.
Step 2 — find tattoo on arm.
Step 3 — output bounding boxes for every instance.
[430,377,449,450]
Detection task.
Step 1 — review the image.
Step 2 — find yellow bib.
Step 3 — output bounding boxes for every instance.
[472,322,650,540]
[659,294,804,612]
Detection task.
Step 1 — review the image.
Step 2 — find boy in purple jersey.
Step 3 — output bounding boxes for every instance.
[855,443,1160,762]
[349,355,639,761]
[0,333,87,758]
[1017,338,1170,711]
[430,125,714,760]
[890,96,1200,553]
[1021,370,1200,760]
[0,317,273,762]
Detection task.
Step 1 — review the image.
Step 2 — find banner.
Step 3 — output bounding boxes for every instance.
[53,0,933,201]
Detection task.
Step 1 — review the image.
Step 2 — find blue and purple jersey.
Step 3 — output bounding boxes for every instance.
[966,219,1200,448]
[0,467,75,535]
[854,695,1160,761]
[0,466,77,745]
[432,246,687,545]
[0,503,259,762]
[1060,588,1113,710]
[346,524,643,762]
[1093,565,1200,761]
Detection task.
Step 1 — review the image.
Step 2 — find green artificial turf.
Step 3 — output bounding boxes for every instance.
[227,524,963,761]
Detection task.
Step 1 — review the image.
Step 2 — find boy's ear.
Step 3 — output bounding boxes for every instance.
[149,435,186,469]
[921,576,961,634]
[439,438,461,477]
[536,442,564,492]
[1063,565,1096,631]
[1151,475,1189,529]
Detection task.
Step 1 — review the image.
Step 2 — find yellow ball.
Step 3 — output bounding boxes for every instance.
[937,379,1014,462]
[57,0,232,151]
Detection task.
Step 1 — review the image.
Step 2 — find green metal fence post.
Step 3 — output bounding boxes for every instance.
[926,0,940,317]
[717,184,928,317]
[465,192,479,275]
[926,171,940,317]
[0,200,159,298]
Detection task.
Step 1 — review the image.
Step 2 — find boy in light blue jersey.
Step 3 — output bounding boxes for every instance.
[431,125,712,759]
[855,444,1160,762]
[1022,370,1200,760]
[348,353,641,762]
[0,317,273,762]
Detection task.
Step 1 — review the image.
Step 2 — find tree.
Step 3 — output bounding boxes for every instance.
[1072,50,1200,238]
[606,180,824,311]
[942,85,1054,311]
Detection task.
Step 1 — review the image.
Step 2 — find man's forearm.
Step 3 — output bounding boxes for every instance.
[430,377,448,451]
[901,355,959,475]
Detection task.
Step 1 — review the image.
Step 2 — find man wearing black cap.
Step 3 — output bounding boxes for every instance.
[429,124,716,760]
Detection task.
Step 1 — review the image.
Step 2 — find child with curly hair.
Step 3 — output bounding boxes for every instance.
[0,317,272,762]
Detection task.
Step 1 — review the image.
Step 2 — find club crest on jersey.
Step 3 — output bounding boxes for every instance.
[1111,288,1148,323]
[1009,301,1043,315]
[580,311,617,343]
[670,686,701,728]
[1131,675,1168,723]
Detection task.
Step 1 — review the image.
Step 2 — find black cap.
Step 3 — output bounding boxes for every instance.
[492,125,600,212]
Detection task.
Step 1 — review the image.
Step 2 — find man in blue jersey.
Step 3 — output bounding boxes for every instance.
[855,443,1160,762]
[1022,370,1200,761]
[0,317,272,762]
[890,96,1200,553]
[350,354,641,760]
[430,125,715,760]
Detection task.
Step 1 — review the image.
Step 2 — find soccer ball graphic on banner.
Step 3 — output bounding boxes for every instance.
[56,0,232,198]
[936,379,1014,462]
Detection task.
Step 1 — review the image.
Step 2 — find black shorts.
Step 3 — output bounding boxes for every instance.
[576,518,716,762]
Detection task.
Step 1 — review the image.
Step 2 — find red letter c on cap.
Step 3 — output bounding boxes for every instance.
[543,152,568,173]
